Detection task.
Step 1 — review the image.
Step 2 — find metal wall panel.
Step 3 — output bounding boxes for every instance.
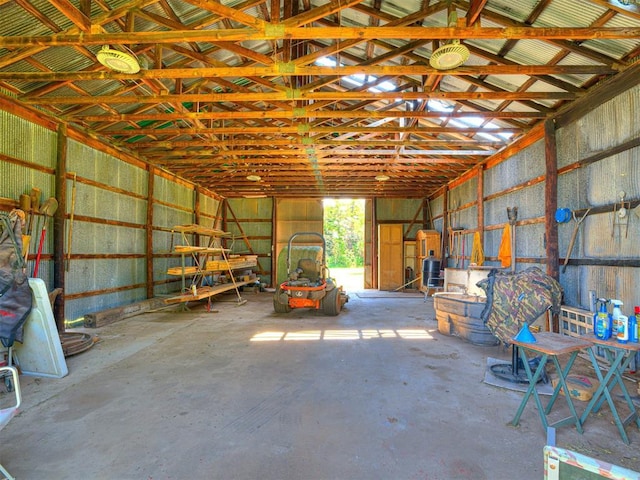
[437,84,640,312]
[198,192,221,228]
[375,198,422,222]
[274,198,323,284]
[152,175,195,296]
[557,85,640,309]
[375,198,425,243]
[226,197,273,285]
[0,110,56,201]
[64,140,150,320]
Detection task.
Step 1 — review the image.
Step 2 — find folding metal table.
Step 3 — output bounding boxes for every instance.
[510,332,593,433]
[580,336,640,444]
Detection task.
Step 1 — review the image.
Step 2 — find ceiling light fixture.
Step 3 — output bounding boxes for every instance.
[246,174,262,182]
[375,174,390,182]
[429,11,470,70]
[96,46,141,74]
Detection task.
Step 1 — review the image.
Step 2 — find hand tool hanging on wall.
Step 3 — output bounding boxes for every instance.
[29,187,40,216]
[66,173,77,271]
[27,187,41,258]
[611,191,630,238]
[507,207,518,272]
[19,194,31,261]
[33,197,58,278]
[562,208,591,274]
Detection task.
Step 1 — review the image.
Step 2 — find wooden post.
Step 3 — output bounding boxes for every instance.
[145,168,154,299]
[423,197,429,230]
[545,119,559,281]
[194,186,201,247]
[441,188,449,266]
[53,124,67,332]
[271,198,277,287]
[545,119,560,333]
[476,165,484,242]
[372,198,378,289]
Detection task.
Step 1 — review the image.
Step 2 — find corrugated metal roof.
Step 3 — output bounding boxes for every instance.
[0,0,638,197]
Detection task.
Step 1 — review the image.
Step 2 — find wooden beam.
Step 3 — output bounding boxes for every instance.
[102,125,526,135]
[466,0,488,26]
[2,26,639,48]
[554,61,640,127]
[49,0,92,31]
[0,64,616,82]
[132,139,506,148]
[73,109,547,122]
[21,90,578,105]
[282,0,363,27]
[182,0,266,29]
[144,148,495,157]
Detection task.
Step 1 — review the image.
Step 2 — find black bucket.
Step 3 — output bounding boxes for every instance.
[422,257,441,287]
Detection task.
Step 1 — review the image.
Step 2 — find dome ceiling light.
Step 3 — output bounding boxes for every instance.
[429,11,470,71]
[96,46,141,74]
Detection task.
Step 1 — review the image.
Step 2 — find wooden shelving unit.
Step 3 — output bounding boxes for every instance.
[163,224,256,308]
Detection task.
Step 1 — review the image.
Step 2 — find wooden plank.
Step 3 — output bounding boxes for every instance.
[163,280,253,304]
[84,297,168,328]
[512,332,593,355]
[173,245,229,254]
[171,224,230,237]
[167,266,199,276]
[0,64,616,82]
[2,26,639,48]
[21,91,579,106]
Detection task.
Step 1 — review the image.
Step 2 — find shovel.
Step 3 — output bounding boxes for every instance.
[19,194,31,261]
[33,197,58,277]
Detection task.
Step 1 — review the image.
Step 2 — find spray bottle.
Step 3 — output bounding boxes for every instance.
[594,298,612,340]
[611,300,629,344]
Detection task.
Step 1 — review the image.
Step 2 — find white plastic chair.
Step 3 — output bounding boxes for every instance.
[0,366,21,480]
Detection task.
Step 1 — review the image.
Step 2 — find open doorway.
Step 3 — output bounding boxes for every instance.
[323,199,365,291]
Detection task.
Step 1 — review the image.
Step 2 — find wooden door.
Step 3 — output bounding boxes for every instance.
[378,224,403,290]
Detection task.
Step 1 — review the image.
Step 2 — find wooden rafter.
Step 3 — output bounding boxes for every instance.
[1,0,639,198]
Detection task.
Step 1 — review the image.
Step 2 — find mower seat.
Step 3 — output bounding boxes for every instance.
[296,258,321,282]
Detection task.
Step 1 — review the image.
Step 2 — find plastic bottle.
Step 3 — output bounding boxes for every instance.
[629,313,638,343]
[617,312,629,344]
[611,300,624,339]
[630,306,640,343]
[594,298,612,340]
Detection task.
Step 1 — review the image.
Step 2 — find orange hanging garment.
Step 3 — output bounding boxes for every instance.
[498,224,512,268]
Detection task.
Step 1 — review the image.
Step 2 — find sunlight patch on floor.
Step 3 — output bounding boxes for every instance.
[250,328,434,342]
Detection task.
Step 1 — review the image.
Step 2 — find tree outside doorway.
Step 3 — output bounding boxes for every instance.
[323,199,365,291]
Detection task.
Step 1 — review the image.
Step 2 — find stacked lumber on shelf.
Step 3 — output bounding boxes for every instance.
[206,255,257,272]
[166,255,257,276]
[167,266,199,276]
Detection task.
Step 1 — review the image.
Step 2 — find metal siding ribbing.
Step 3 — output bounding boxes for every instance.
[555,85,640,310]
[0,110,56,200]
[226,197,273,284]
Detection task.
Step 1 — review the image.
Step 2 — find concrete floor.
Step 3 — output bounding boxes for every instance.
[2,289,640,480]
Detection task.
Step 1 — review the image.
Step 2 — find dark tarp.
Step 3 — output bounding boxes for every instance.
[0,211,32,347]
[477,267,563,345]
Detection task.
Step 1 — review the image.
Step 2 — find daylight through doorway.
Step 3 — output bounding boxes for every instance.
[323,199,365,291]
